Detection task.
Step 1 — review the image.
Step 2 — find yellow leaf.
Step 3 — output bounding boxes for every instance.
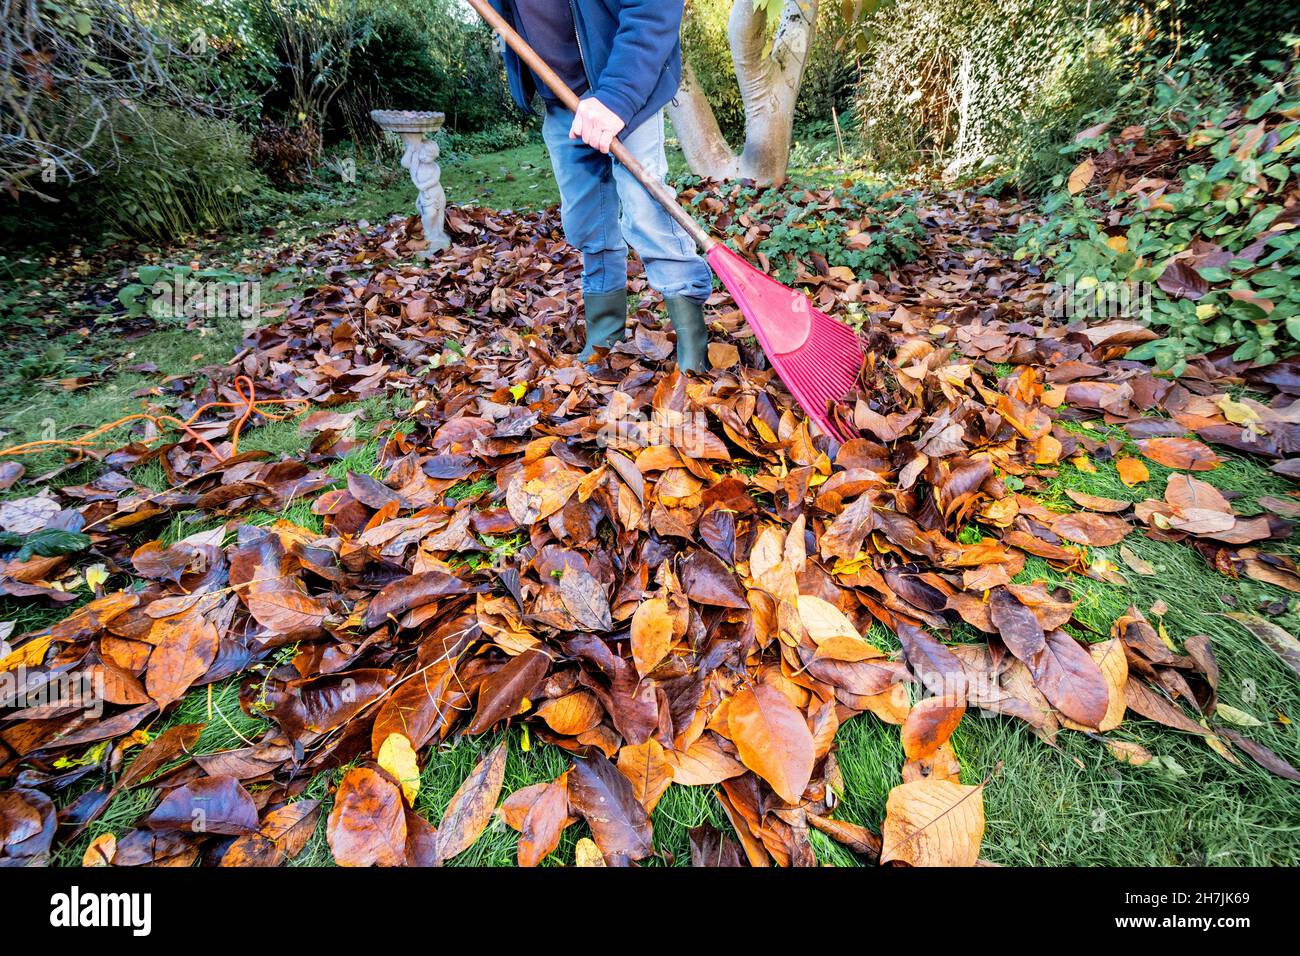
[0,634,52,673]
[85,563,109,591]
[1067,157,1096,194]
[795,594,861,644]
[1071,455,1097,474]
[1106,235,1128,253]
[377,732,420,805]
[1215,394,1259,426]
[574,837,606,866]
[510,382,527,401]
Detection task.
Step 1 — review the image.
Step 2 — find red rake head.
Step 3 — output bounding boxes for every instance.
[707,244,863,442]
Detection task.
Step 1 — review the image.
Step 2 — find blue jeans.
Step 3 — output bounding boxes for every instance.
[541,105,713,302]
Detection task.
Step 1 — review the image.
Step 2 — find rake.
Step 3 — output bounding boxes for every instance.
[466,0,864,441]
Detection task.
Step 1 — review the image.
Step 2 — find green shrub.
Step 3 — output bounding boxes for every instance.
[331,0,513,139]
[681,177,925,284]
[853,0,1127,176]
[74,106,266,242]
[851,0,1298,182]
[1141,0,1294,72]
[1014,52,1300,373]
[441,121,535,157]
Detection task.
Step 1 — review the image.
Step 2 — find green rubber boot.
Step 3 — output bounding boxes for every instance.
[664,295,708,373]
[577,290,628,362]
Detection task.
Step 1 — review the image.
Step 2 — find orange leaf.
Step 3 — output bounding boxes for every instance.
[326,768,407,867]
[1116,456,1149,486]
[901,694,966,760]
[881,779,985,867]
[1137,437,1222,471]
[630,596,674,677]
[726,683,815,804]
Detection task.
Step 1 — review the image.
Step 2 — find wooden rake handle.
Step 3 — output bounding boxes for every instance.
[464,0,715,252]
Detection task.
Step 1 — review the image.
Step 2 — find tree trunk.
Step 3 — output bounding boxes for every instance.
[667,0,817,186]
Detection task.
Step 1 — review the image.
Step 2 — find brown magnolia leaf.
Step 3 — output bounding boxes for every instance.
[119,723,204,790]
[988,587,1045,663]
[364,570,473,628]
[630,596,674,677]
[1157,260,1208,300]
[708,342,740,369]
[663,733,747,785]
[468,647,550,734]
[1105,739,1154,765]
[1164,473,1232,514]
[726,683,815,805]
[1123,678,1210,736]
[1137,437,1222,471]
[680,550,748,608]
[147,776,258,836]
[1061,638,1127,732]
[222,800,321,867]
[1216,729,1300,782]
[1052,511,1131,546]
[1029,630,1110,729]
[0,788,54,864]
[1064,489,1130,513]
[0,461,23,491]
[903,741,963,783]
[689,823,747,867]
[568,751,654,865]
[806,812,881,861]
[432,741,507,864]
[327,767,408,867]
[145,609,220,709]
[881,779,984,867]
[796,594,862,643]
[83,833,116,867]
[0,495,58,534]
[371,661,455,754]
[559,564,612,631]
[616,738,673,813]
[517,779,571,867]
[536,690,603,736]
[900,695,966,761]
[1118,544,1156,575]
[1067,157,1095,194]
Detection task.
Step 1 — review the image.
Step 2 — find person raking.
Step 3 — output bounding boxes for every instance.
[487,0,712,370]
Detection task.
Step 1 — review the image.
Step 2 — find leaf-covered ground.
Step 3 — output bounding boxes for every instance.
[2,159,1299,867]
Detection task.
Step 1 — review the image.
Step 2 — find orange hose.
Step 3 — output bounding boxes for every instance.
[0,375,306,464]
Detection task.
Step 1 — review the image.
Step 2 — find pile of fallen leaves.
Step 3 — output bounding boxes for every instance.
[2,193,1299,869]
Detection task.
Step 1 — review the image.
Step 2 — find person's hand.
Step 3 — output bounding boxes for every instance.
[570,98,625,154]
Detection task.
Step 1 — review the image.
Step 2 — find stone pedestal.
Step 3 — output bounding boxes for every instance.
[370,110,450,256]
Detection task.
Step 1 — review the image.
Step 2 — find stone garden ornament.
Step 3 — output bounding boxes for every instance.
[370,110,450,255]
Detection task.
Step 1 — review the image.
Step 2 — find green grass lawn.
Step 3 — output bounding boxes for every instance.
[5,136,1299,868]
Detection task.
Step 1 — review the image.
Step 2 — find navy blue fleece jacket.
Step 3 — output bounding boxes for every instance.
[488,0,685,136]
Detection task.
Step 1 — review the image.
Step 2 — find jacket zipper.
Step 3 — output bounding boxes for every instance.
[569,0,593,89]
